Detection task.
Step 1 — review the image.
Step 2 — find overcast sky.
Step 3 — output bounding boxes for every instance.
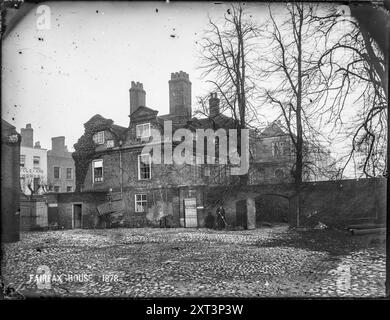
[2,1,361,177]
[2,1,273,151]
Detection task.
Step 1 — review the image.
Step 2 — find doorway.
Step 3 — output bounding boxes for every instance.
[73,204,82,228]
[184,198,197,228]
[236,199,247,229]
[255,195,289,226]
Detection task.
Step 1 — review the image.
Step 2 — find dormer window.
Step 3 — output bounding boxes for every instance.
[93,131,105,145]
[136,123,151,140]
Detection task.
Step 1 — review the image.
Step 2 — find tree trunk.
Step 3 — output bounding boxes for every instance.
[295,7,304,227]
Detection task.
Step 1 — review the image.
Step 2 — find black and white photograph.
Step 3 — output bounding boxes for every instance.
[0,0,388,304]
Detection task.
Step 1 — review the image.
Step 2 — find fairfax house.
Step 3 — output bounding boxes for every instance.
[56,71,335,230]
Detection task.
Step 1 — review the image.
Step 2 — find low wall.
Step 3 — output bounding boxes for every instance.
[291,178,387,227]
[38,178,386,230]
[203,178,386,229]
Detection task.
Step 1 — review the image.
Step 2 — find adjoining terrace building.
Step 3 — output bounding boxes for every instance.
[19,124,47,195]
[47,136,76,193]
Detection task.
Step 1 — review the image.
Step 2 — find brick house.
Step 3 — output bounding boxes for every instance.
[69,71,334,229]
[47,136,76,193]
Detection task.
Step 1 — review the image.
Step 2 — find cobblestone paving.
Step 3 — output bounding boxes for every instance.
[1,226,386,298]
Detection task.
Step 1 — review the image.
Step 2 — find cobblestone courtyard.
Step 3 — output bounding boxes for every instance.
[1,225,386,298]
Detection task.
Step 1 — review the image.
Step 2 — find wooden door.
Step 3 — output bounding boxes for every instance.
[73,204,82,228]
[184,198,197,228]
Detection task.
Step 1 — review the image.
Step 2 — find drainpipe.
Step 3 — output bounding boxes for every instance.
[119,140,123,198]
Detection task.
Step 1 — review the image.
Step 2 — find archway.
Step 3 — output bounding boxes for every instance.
[255,194,289,226]
[235,199,247,229]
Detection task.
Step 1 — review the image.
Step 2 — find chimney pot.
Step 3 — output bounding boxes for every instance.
[21,123,34,148]
[129,81,146,116]
[169,71,192,118]
[52,136,65,152]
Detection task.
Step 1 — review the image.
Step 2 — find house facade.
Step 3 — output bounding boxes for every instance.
[70,71,335,229]
[20,124,48,195]
[47,136,76,193]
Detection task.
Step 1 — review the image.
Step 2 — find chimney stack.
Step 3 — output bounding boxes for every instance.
[129,81,146,115]
[209,92,220,118]
[52,136,65,153]
[20,123,33,148]
[34,141,41,149]
[169,71,192,118]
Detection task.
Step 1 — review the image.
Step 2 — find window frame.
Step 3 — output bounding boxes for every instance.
[20,155,26,167]
[33,156,40,168]
[66,186,72,192]
[54,166,60,179]
[93,131,105,145]
[137,154,151,180]
[92,159,104,183]
[271,141,285,157]
[66,168,73,180]
[136,123,151,140]
[135,194,147,213]
[106,139,115,148]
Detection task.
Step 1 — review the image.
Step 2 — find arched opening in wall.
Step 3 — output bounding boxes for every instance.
[255,194,289,226]
[235,199,247,229]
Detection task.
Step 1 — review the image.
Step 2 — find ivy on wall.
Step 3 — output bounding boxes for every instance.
[72,116,114,192]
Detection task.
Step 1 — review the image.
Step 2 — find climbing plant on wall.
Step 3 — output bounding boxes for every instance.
[72,115,114,192]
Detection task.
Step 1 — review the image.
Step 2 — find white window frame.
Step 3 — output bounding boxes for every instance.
[93,131,105,145]
[92,159,104,183]
[138,154,151,180]
[135,194,147,213]
[136,123,151,140]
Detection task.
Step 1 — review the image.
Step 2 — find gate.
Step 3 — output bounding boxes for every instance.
[20,199,48,231]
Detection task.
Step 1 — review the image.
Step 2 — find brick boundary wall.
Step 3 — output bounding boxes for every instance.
[37,178,386,230]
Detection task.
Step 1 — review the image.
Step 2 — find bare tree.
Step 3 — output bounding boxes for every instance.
[197,3,263,187]
[198,4,262,129]
[259,3,337,225]
[313,3,388,177]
